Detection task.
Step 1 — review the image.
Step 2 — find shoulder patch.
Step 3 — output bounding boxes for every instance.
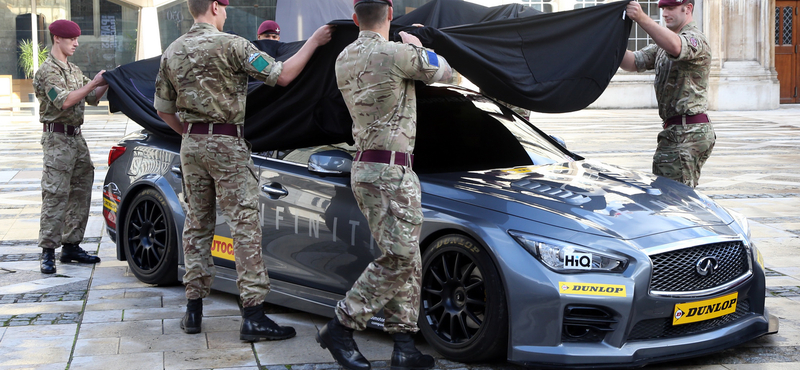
[47,87,58,102]
[426,50,439,67]
[689,37,698,48]
[249,53,270,72]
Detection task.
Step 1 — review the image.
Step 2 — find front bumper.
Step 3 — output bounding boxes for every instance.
[509,310,777,368]
[495,231,775,368]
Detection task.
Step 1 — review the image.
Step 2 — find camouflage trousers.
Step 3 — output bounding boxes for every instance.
[336,162,423,333]
[653,122,715,188]
[39,132,94,250]
[180,133,269,308]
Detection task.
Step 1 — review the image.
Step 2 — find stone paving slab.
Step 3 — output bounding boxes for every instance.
[69,352,165,370]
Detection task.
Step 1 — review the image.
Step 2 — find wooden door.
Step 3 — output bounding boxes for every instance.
[776,1,799,104]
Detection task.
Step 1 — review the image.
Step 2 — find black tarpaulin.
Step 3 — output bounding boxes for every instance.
[104,0,632,152]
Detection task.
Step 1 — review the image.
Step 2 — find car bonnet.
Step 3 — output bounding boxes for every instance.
[420,160,734,240]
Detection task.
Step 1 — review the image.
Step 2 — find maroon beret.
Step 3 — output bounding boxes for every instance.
[658,0,688,7]
[216,0,229,6]
[354,0,392,7]
[49,20,81,38]
[258,20,280,35]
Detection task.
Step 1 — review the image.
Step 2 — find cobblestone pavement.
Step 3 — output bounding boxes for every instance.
[0,106,798,370]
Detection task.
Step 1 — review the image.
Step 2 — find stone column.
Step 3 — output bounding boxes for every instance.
[706,0,779,110]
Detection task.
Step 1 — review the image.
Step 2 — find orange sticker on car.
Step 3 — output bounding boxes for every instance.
[558,282,626,297]
[211,235,235,261]
[673,292,738,326]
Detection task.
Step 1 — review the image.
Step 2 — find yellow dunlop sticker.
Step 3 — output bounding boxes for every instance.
[103,198,117,213]
[505,167,533,174]
[757,249,764,269]
[211,235,235,261]
[558,282,626,297]
[673,292,738,326]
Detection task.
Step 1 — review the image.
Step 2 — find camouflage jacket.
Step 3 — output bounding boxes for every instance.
[335,31,458,154]
[33,53,99,126]
[154,22,284,125]
[633,21,711,120]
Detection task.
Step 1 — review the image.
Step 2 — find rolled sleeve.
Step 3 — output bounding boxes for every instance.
[40,73,70,110]
[633,44,658,72]
[83,75,99,106]
[154,57,178,114]
[393,44,452,84]
[238,41,282,87]
[154,95,177,114]
[671,32,708,63]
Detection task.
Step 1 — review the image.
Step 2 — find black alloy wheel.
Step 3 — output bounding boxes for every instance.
[122,188,178,285]
[419,234,508,362]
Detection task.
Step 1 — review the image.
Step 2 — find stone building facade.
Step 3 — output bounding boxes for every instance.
[1,0,788,110]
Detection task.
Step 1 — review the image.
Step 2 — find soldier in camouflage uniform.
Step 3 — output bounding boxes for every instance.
[34,19,107,274]
[316,1,458,369]
[153,0,332,341]
[620,0,714,188]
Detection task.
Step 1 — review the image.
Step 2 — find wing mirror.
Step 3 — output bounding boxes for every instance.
[308,150,353,176]
[549,134,567,149]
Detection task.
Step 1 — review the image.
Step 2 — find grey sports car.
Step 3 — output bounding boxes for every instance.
[102,84,777,368]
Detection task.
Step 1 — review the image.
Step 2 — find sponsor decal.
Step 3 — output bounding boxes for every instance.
[757,249,764,269]
[211,235,235,261]
[103,197,117,213]
[558,282,626,297]
[672,292,738,325]
[563,252,592,269]
[505,167,533,174]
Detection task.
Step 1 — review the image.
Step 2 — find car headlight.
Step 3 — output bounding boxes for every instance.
[726,208,751,239]
[509,231,628,273]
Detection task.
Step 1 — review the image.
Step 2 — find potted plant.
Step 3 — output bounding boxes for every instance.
[18,39,49,78]
[17,39,49,102]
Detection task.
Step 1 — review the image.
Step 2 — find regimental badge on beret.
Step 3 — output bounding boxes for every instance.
[258,20,280,36]
[48,19,81,38]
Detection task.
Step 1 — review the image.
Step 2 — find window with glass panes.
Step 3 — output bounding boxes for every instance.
[628,0,661,51]
[520,0,553,13]
[574,0,606,9]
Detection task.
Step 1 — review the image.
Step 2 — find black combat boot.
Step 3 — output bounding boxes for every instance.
[60,243,101,263]
[240,305,296,341]
[40,248,56,274]
[180,298,202,334]
[390,332,435,370]
[316,317,371,370]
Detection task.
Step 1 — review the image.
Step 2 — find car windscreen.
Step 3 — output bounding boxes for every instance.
[413,86,573,174]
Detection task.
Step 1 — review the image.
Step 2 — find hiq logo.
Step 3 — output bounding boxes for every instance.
[564,252,592,269]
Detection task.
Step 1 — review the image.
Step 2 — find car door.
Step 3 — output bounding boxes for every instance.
[253,147,379,294]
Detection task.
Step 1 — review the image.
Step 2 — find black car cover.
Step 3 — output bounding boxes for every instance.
[104,0,632,151]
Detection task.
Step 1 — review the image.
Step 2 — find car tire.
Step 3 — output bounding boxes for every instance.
[121,188,178,285]
[419,234,508,362]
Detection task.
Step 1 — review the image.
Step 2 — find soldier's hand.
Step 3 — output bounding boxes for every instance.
[399,31,422,47]
[626,1,645,23]
[93,70,108,87]
[309,25,334,47]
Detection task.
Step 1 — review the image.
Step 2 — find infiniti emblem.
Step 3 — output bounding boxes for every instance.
[695,256,719,277]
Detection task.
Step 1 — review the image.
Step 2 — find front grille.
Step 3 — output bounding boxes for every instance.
[650,241,749,293]
[627,299,750,341]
